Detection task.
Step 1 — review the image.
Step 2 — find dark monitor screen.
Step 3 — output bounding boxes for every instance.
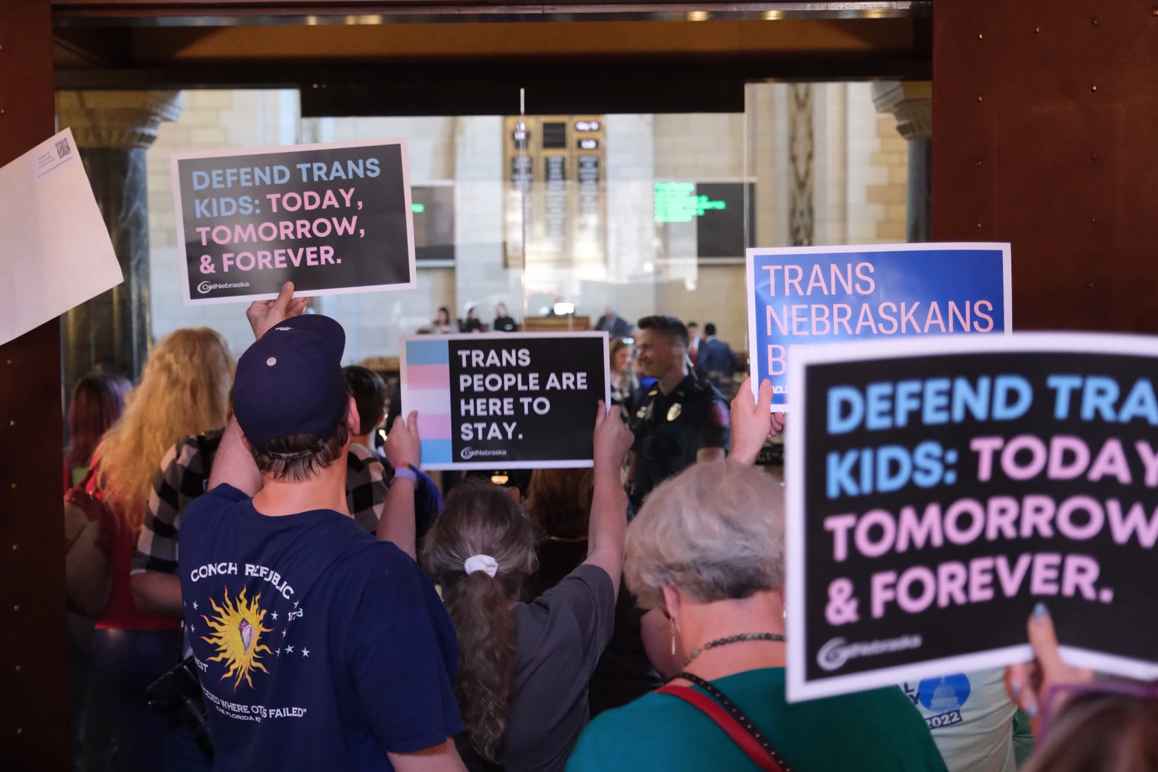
[541,122,568,149]
[411,184,454,262]
[654,181,755,259]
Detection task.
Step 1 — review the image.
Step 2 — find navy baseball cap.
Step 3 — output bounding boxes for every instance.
[232,314,349,448]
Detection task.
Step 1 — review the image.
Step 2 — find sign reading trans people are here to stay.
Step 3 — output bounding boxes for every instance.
[172,139,416,304]
[785,334,1158,703]
[401,333,610,470]
[746,243,1012,411]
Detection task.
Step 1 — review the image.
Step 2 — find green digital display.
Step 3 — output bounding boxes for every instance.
[654,181,728,223]
[655,181,755,259]
[411,202,426,214]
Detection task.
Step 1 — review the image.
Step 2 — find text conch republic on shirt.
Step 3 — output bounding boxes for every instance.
[190,561,297,600]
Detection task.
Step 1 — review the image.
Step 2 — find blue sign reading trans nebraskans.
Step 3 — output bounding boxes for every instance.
[745,243,1011,411]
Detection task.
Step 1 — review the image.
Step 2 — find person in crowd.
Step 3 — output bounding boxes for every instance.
[344,364,444,543]
[460,304,486,334]
[633,342,657,393]
[344,365,388,451]
[1005,604,1158,772]
[127,367,414,768]
[594,307,632,338]
[686,322,701,368]
[77,327,234,772]
[568,380,948,772]
[459,469,532,504]
[64,370,132,489]
[695,322,738,392]
[382,376,446,539]
[902,669,1019,772]
[433,306,455,334]
[422,402,633,771]
[523,468,594,598]
[609,337,638,408]
[179,283,465,771]
[63,369,132,768]
[131,392,392,620]
[343,365,391,532]
[628,315,729,511]
[521,464,658,718]
[493,302,519,333]
[1024,693,1158,772]
[590,316,732,716]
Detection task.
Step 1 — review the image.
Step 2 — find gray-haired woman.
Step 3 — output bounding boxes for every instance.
[567,380,947,772]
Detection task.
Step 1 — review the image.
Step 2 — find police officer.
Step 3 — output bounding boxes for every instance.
[627,315,730,511]
[586,316,730,716]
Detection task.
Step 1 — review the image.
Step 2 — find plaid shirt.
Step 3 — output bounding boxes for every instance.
[347,442,387,533]
[131,429,388,576]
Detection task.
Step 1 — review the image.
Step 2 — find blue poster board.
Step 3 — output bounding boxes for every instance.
[746,243,1012,410]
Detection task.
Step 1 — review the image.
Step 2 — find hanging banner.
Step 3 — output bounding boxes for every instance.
[173,139,415,304]
[786,334,1158,702]
[746,243,1012,411]
[0,128,123,346]
[401,332,610,470]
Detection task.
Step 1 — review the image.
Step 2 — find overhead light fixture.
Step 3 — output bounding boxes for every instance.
[687,10,711,22]
[762,10,785,20]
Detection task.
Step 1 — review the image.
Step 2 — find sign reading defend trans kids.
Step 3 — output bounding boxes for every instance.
[172,139,416,304]
[401,332,610,470]
[746,243,1011,411]
[785,334,1158,703]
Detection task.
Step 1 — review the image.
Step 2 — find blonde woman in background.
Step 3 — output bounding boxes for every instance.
[609,337,638,408]
[78,327,234,772]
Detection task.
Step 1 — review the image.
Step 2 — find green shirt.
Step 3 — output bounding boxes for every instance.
[567,668,948,772]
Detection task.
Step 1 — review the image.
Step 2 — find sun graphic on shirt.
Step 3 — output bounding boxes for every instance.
[201,587,274,689]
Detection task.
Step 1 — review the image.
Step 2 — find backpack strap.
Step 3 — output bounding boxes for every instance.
[658,672,791,772]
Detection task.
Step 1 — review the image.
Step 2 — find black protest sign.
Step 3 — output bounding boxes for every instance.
[173,140,415,303]
[785,335,1158,702]
[403,333,610,470]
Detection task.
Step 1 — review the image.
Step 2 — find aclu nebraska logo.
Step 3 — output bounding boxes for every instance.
[817,634,923,672]
[460,447,508,461]
[197,280,251,295]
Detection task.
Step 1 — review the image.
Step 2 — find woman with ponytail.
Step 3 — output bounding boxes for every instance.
[423,403,633,772]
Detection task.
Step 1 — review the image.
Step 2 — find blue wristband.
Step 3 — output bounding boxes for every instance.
[392,465,418,484]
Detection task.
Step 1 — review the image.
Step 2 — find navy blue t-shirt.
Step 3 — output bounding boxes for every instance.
[179,484,462,771]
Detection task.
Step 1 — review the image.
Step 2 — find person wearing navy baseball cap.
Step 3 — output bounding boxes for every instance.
[176,283,466,772]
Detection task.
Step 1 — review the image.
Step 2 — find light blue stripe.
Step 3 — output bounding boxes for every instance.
[407,339,449,365]
[422,439,453,464]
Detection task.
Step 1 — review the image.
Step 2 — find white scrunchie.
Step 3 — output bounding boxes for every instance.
[463,554,499,578]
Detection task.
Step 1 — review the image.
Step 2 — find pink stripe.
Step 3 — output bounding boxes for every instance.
[417,413,453,440]
[408,364,451,390]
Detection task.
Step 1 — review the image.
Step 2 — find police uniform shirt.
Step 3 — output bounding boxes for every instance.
[630,374,730,508]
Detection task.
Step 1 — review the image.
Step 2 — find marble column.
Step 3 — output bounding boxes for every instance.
[55,91,182,388]
[872,81,932,242]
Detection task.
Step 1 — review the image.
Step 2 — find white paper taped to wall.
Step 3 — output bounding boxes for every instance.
[0,127,123,346]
